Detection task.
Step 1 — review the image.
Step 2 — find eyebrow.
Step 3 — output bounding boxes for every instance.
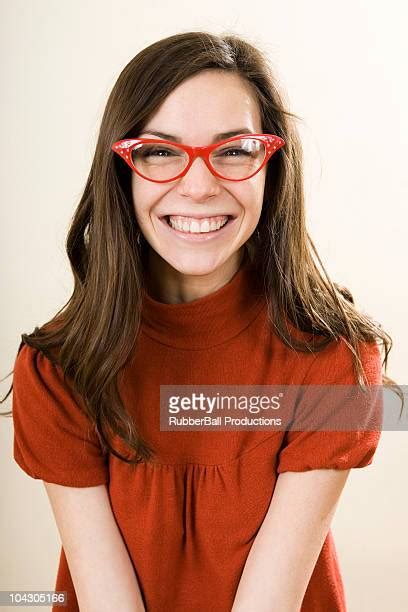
[138,128,255,143]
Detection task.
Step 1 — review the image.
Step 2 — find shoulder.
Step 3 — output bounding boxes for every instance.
[303,336,382,385]
[13,342,74,402]
[264,309,382,385]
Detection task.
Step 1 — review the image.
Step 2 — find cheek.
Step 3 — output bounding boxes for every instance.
[131,176,145,208]
[235,181,265,214]
[131,178,157,223]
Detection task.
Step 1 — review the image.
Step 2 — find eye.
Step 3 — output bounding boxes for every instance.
[141,147,176,158]
[217,147,251,157]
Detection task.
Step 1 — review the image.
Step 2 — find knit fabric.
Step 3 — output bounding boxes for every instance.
[12,256,382,611]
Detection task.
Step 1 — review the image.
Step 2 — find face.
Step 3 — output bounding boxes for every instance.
[131,69,266,276]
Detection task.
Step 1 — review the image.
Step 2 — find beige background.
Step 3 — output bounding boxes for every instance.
[1,1,407,611]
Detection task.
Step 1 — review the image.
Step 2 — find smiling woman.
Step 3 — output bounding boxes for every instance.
[125,69,279,279]
[3,29,402,612]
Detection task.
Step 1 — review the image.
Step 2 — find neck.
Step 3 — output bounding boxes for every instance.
[143,247,247,305]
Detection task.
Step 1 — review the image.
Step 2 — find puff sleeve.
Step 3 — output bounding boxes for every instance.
[276,338,383,473]
[12,343,109,487]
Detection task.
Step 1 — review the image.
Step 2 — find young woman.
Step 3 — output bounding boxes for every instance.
[4,30,401,612]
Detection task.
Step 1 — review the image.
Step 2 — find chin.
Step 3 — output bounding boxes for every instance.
[160,253,230,278]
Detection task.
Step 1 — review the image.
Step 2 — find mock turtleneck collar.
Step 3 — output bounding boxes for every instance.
[140,256,265,350]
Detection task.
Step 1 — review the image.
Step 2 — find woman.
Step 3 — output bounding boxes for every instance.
[5,30,401,611]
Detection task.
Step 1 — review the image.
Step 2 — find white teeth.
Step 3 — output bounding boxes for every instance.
[167,215,229,233]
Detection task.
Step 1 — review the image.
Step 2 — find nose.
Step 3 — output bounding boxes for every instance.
[176,155,220,201]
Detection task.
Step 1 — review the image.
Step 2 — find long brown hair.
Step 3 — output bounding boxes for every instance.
[1,30,404,464]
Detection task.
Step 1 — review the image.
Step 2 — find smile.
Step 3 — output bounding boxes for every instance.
[159,214,237,242]
[167,214,229,233]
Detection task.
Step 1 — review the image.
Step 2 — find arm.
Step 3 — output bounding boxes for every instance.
[231,468,351,612]
[43,481,146,612]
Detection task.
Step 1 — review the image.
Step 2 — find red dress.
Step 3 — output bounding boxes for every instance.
[12,257,382,611]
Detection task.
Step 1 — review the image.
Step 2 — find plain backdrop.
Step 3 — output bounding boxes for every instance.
[1,1,407,611]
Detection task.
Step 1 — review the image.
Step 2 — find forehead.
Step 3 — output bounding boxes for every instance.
[141,70,262,140]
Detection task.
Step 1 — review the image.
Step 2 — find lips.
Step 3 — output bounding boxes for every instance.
[161,213,236,234]
[160,214,236,220]
[158,212,237,240]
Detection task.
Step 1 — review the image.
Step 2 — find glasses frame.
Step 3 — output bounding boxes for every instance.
[111,133,285,183]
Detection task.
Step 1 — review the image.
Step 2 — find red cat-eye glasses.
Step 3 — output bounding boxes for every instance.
[112,133,285,183]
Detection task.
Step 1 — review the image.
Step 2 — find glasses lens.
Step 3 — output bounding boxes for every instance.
[131,142,188,181]
[130,137,267,181]
[210,137,266,179]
